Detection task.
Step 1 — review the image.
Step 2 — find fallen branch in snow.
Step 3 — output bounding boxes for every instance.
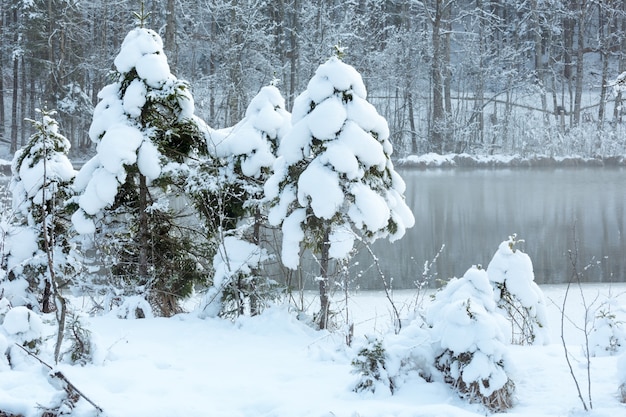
[14,344,104,414]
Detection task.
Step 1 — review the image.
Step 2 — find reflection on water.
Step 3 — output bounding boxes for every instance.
[356,167,626,289]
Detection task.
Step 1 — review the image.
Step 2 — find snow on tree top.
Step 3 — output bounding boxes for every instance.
[486,237,540,308]
[208,85,290,178]
[114,28,171,88]
[305,56,367,104]
[74,26,200,235]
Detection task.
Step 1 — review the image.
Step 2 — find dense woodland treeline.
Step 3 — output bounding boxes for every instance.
[2,0,626,159]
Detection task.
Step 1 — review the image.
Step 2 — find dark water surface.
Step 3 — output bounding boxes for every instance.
[356,167,626,289]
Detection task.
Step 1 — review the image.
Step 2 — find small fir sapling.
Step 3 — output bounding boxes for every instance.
[428,266,515,412]
[61,311,95,366]
[352,336,395,394]
[192,84,289,317]
[352,324,435,396]
[265,48,415,329]
[3,110,77,313]
[486,235,549,345]
[589,304,626,357]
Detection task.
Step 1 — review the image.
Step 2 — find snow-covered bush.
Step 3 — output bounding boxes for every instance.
[2,306,44,370]
[428,266,515,412]
[71,26,206,316]
[487,236,549,345]
[352,320,434,396]
[198,236,273,319]
[116,295,155,320]
[589,306,626,357]
[352,336,395,394]
[265,50,414,328]
[3,306,44,348]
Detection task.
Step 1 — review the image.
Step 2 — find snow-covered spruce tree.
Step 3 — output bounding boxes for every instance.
[486,235,549,345]
[194,84,290,318]
[1,109,77,313]
[427,266,515,412]
[265,50,415,329]
[71,25,205,316]
[352,335,395,394]
[590,307,626,357]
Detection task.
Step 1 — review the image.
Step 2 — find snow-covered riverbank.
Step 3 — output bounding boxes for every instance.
[2,283,625,417]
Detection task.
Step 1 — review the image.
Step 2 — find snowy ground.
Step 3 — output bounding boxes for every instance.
[1,284,626,417]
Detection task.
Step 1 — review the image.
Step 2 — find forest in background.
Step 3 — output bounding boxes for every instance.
[2,0,626,160]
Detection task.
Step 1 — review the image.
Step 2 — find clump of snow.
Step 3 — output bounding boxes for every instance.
[116,296,154,320]
[4,226,38,274]
[487,236,549,345]
[279,208,306,269]
[613,71,626,95]
[2,306,43,345]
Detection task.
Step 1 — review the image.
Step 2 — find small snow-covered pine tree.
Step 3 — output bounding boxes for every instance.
[428,266,515,412]
[486,235,549,345]
[2,109,77,312]
[71,25,205,316]
[192,84,289,317]
[265,51,415,329]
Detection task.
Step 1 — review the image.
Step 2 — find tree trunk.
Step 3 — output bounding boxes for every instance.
[164,0,177,68]
[138,174,149,281]
[477,0,486,146]
[614,15,626,123]
[0,5,5,144]
[597,4,608,132]
[531,0,549,127]
[318,227,330,330]
[573,1,586,126]
[250,208,262,316]
[408,91,418,154]
[288,0,299,110]
[431,2,444,154]
[10,53,19,154]
[20,55,27,146]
